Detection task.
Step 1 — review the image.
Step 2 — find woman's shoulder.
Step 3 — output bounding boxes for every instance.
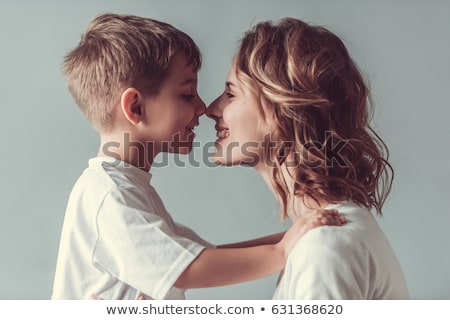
[291,202,381,257]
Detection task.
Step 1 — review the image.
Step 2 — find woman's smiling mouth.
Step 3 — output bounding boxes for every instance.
[216,129,230,139]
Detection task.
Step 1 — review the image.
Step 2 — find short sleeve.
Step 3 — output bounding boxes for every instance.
[174,223,215,248]
[92,187,205,299]
[275,227,371,299]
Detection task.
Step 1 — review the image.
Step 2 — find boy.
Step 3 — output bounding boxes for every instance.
[52,13,344,299]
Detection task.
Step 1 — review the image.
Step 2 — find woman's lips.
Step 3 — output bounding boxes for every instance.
[216,129,230,139]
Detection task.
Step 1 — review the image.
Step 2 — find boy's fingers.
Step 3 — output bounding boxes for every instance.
[320,216,335,225]
[318,214,346,226]
[312,209,338,216]
[301,209,346,228]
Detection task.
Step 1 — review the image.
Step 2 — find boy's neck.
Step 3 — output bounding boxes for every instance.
[97,131,157,172]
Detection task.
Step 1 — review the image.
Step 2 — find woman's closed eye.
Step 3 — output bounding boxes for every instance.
[225,92,234,99]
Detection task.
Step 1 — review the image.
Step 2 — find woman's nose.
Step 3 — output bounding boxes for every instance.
[206,95,222,119]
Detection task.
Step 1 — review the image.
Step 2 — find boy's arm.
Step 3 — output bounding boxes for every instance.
[175,209,345,289]
[174,245,283,288]
[217,208,340,249]
[217,232,285,249]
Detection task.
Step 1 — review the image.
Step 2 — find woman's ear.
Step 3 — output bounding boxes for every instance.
[120,87,144,126]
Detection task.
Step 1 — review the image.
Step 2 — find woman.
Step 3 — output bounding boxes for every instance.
[206,17,409,299]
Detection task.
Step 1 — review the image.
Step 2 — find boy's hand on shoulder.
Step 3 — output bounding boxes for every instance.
[279,209,346,259]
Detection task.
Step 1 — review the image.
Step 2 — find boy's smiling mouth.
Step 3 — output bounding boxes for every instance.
[185,120,199,134]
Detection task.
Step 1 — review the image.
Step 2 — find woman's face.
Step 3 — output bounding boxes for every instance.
[206,65,272,167]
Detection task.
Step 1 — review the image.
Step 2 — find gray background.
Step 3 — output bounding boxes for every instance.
[0,0,448,299]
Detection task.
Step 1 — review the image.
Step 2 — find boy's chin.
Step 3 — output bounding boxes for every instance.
[176,148,192,155]
[168,146,193,155]
[163,140,194,155]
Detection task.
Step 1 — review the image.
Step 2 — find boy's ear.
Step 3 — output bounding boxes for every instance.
[120,87,144,126]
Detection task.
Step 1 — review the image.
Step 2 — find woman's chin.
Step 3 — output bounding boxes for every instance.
[210,156,227,167]
[210,155,261,168]
[211,155,240,167]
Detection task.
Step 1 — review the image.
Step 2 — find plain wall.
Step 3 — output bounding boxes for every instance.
[0,0,448,299]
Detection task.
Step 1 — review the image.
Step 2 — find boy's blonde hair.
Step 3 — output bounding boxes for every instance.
[64,13,202,132]
[235,18,393,218]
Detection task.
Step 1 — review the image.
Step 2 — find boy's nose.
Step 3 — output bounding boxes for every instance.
[195,97,206,116]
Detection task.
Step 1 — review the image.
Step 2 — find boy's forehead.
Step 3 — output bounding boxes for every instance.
[167,53,198,85]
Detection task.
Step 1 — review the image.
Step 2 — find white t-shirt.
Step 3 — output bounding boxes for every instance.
[52,157,211,300]
[272,201,410,299]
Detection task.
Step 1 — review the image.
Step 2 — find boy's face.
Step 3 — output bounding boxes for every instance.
[142,53,206,155]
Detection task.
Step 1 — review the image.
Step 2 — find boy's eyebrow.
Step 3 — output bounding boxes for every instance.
[180,78,197,86]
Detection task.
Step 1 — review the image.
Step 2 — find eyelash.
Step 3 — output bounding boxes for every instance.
[182,94,195,102]
[225,92,234,99]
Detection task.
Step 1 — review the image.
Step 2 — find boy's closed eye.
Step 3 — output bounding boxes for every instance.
[181,94,195,102]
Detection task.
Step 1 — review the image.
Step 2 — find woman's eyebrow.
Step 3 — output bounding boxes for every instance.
[226,81,236,89]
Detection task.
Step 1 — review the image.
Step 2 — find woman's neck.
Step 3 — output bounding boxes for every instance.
[255,161,328,223]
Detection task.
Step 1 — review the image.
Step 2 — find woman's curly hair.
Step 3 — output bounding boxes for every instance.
[234,18,393,218]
